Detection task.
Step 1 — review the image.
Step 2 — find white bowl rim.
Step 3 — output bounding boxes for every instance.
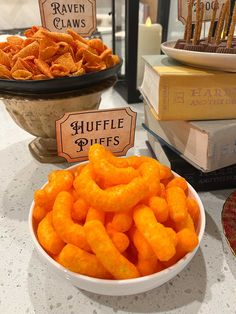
[28,162,206,286]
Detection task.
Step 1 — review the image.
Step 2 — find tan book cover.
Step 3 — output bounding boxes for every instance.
[144,101,236,172]
[140,55,236,121]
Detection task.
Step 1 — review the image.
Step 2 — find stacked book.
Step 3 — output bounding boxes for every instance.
[140,55,236,191]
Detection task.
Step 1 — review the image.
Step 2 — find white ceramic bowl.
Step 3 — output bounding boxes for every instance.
[28,166,206,296]
[161,40,236,73]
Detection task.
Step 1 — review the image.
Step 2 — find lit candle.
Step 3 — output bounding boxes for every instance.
[137,17,162,86]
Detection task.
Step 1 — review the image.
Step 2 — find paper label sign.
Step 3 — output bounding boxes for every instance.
[178,0,227,24]
[56,107,137,163]
[38,0,97,36]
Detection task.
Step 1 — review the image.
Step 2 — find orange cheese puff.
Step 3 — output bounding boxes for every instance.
[160,183,166,199]
[166,177,188,193]
[133,205,176,261]
[163,217,176,230]
[71,164,86,177]
[52,191,90,251]
[84,220,140,279]
[174,213,195,233]
[166,186,188,223]
[47,170,59,182]
[34,189,51,210]
[132,229,164,276]
[165,227,178,247]
[104,212,114,226]
[71,198,89,223]
[186,197,200,228]
[45,170,74,200]
[106,223,130,253]
[111,232,130,253]
[33,205,48,222]
[37,212,65,256]
[164,228,199,267]
[74,164,147,212]
[137,256,164,277]
[158,164,173,181]
[111,212,133,232]
[70,189,80,201]
[58,244,112,279]
[148,196,169,223]
[88,144,139,187]
[124,155,168,179]
[37,170,74,210]
[106,153,143,169]
[176,228,199,252]
[132,228,156,260]
[86,207,105,224]
[161,177,174,187]
[138,161,161,199]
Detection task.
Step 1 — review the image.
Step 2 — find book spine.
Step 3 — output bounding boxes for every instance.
[179,168,236,192]
[146,139,236,192]
[157,75,236,120]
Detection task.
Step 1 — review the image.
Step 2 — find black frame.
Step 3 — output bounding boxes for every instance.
[113,0,141,104]
[157,0,171,44]
[112,0,171,104]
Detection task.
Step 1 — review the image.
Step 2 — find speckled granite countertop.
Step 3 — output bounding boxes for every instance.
[0,88,235,314]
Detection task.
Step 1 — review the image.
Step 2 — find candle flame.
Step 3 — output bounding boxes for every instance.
[145,17,152,27]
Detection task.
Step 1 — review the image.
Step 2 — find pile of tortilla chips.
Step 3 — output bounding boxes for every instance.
[0,26,120,80]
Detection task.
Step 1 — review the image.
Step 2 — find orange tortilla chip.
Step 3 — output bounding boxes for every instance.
[0,26,118,80]
[3,44,21,55]
[67,28,88,44]
[21,57,40,75]
[39,45,59,61]
[75,40,90,51]
[0,49,11,68]
[23,38,37,47]
[39,37,57,50]
[104,55,115,68]
[32,28,47,39]
[100,48,112,60]
[34,59,54,78]
[72,67,85,76]
[7,36,24,46]
[41,30,74,45]
[56,42,71,55]
[75,59,83,70]
[82,49,102,64]
[24,26,40,38]
[0,42,10,50]
[111,54,120,65]
[50,64,70,77]
[11,58,29,73]
[32,74,48,80]
[13,41,39,61]
[71,59,85,74]
[84,62,106,73]
[88,38,105,53]
[39,37,59,61]
[75,40,97,55]
[53,52,77,73]
[0,64,12,78]
[12,69,33,80]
